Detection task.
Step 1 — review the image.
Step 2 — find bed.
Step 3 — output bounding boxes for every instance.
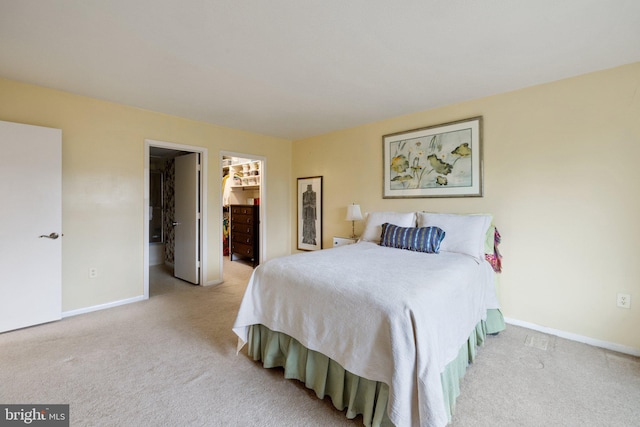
[233,212,504,427]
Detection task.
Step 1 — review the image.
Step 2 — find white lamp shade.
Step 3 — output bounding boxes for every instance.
[345,204,363,221]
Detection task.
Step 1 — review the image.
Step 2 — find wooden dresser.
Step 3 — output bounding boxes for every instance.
[229,204,259,267]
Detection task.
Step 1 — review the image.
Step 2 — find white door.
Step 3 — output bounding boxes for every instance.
[0,120,62,333]
[174,153,200,284]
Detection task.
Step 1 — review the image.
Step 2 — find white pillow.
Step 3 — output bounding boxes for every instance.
[416,212,492,260]
[360,211,416,243]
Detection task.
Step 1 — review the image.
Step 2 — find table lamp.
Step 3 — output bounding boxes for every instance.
[345,204,363,239]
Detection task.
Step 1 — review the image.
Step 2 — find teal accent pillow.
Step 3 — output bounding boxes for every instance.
[380,223,446,254]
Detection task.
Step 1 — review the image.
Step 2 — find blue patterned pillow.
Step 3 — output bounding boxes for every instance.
[380,223,446,254]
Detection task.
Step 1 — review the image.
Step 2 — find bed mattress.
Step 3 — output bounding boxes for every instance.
[233,242,500,426]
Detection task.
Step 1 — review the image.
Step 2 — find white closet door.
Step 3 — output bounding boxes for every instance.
[173,153,200,284]
[0,120,62,332]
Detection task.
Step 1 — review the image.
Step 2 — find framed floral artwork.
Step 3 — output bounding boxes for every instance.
[297,176,323,251]
[383,117,483,198]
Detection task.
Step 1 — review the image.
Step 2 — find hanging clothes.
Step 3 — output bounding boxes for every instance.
[222,173,232,208]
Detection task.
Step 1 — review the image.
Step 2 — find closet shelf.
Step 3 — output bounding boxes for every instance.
[231,185,259,190]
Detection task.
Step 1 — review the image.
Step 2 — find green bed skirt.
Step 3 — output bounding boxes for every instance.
[247,309,505,426]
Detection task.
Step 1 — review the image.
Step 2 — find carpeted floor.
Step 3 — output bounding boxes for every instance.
[1,258,638,426]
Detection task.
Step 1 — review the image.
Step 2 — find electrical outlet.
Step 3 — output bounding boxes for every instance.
[88,267,98,279]
[617,293,631,309]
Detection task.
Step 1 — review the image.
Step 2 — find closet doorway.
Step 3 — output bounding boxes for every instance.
[144,140,208,298]
[220,151,265,277]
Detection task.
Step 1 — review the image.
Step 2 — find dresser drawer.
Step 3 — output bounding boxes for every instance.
[231,242,254,257]
[231,206,255,216]
[232,232,253,245]
[231,216,253,228]
[231,222,253,234]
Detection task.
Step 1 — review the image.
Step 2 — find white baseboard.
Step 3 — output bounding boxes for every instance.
[61,277,222,317]
[504,317,640,357]
[62,295,145,318]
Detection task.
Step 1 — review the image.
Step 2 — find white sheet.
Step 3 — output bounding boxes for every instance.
[233,241,499,427]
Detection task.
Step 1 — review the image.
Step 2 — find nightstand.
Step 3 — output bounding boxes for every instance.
[333,236,357,248]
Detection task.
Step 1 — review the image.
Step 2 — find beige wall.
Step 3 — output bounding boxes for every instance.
[2,62,638,352]
[292,62,640,352]
[0,77,292,312]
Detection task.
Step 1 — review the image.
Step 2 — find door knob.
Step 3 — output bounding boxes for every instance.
[39,232,59,239]
[172,222,180,227]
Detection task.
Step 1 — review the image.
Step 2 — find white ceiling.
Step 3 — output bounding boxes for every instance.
[1,1,639,140]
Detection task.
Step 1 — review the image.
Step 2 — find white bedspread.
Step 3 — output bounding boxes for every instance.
[233,242,499,427]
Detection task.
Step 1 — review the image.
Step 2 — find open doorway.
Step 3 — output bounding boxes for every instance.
[220,151,265,279]
[144,140,208,299]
